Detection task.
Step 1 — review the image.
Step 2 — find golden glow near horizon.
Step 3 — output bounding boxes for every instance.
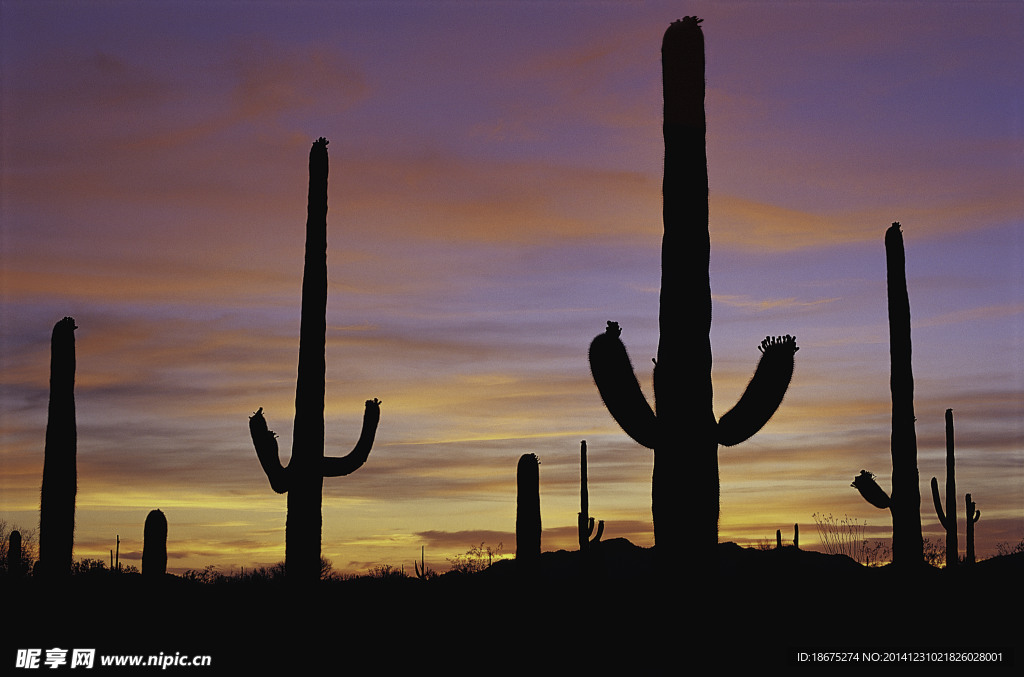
[2,3,1022,577]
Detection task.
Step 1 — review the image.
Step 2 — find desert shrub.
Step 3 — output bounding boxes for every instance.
[812,513,867,563]
[446,542,504,574]
[994,539,1024,557]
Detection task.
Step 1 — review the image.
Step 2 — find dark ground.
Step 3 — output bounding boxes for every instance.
[4,539,1020,673]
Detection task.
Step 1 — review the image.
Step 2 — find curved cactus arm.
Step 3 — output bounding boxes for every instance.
[930,476,949,529]
[852,470,892,510]
[323,398,381,477]
[588,322,657,449]
[250,408,290,494]
[592,519,605,544]
[717,335,798,447]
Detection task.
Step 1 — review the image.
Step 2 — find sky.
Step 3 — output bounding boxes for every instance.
[1,0,1021,576]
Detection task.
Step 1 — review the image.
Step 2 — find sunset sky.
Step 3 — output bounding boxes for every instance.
[1,1,1021,575]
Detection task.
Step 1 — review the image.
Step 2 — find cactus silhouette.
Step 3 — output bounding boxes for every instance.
[577,440,604,551]
[965,493,980,565]
[588,17,797,565]
[516,453,541,562]
[8,530,23,577]
[852,223,924,566]
[143,509,167,576]
[38,316,77,578]
[775,524,798,549]
[249,138,381,583]
[930,409,959,568]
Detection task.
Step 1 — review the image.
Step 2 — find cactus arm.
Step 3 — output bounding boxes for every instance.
[588,322,657,449]
[250,408,290,494]
[592,519,605,543]
[717,335,798,447]
[930,476,949,528]
[322,398,381,477]
[852,470,892,510]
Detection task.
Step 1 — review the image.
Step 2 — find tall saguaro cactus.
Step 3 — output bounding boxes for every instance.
[930,409,958,568]
[852,223,924,566]
[249,138,382,583]
[39,317,78,578]
[143,509,167,577]
[577,440,604,551]
[516,453,541,562]
[588,17,797,565]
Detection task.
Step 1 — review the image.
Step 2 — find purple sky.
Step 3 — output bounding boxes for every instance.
[1,1,1021,574]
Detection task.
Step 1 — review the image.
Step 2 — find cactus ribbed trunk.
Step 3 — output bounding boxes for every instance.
[658,16,715,563]
[250,138,381,584]
[143,509,168,576]
[516,453,541,563]
[39,317,77,578]
[885,224,924,566]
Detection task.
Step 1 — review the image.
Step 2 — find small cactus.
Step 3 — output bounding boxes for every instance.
[143,509,168,576]
[775,524,798,549]
[929,409,959,568]
[965,493,980,565]
[249,138,381,582]
[577,440,604,552]
[7,530,23,577]
[516,453,541,562]
[38,317,78,578]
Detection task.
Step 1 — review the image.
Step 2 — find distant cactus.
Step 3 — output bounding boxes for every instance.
[588,17,797,566]
[516,453,541,562]
[852,223,924,566]
[8,530,23,577]
[930,409,959,568]
[413,545,435,580]
[143,509,167,576]
[775,524,798,549]
[249,138,381,583]
[965,493,980,565]
[38,317,78,578]
[577,440,604,552]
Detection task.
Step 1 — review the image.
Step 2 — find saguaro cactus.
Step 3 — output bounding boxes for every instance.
[516,453,541,562]
[965,493,980,565]
[588,17,797,565]
[143,509,167,576]
[39,316,78,578]
[577,440,604,551]
[930,409,959,568]
[852,223,924,566]
[249,138,381,583]
[8,530,23,577]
